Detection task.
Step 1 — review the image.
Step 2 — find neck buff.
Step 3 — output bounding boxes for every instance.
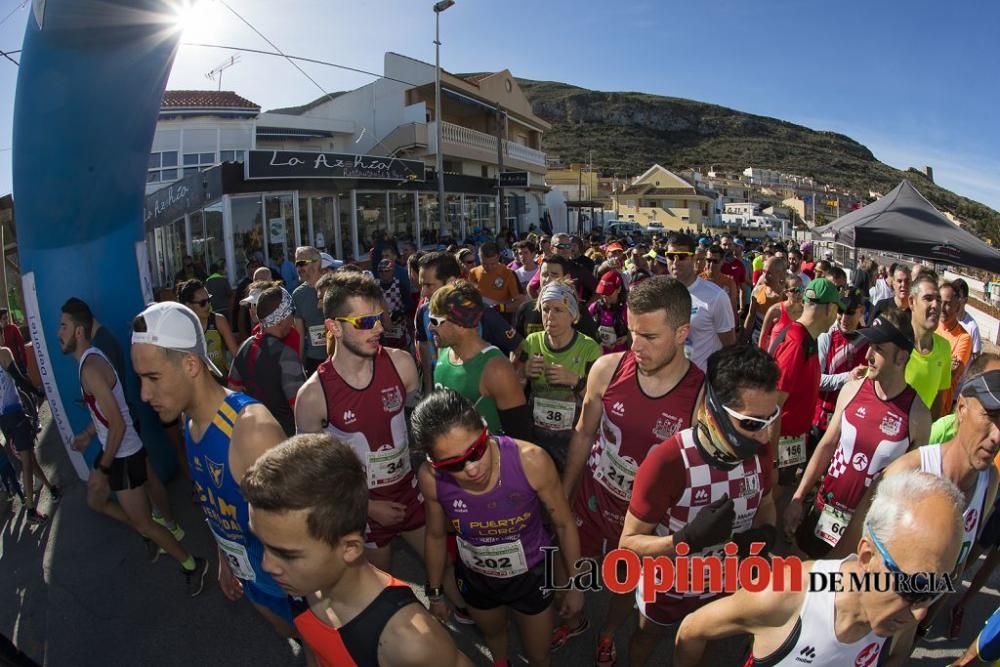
[692,381,764,471]
[260,289,293,328]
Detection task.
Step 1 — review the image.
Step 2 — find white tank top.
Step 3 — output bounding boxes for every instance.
[919,443,989,567]
[751,557,887,667]
[78,347,143,458]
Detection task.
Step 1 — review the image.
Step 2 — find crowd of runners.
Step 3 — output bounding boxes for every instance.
[5,228,999,666]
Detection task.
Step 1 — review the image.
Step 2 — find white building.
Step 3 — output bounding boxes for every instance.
[144,52,550,288]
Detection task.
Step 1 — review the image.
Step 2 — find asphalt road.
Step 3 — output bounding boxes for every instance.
[1,406,996,666]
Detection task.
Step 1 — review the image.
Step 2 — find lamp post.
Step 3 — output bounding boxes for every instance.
[434,0,454,236]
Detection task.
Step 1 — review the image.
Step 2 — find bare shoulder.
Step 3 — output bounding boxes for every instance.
[379,600,464,667]
[882,447,923,476]
[514,438,557,485]
[231,401,287,476]
[591,351,623,378]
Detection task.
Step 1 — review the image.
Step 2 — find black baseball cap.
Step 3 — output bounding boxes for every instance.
[961,370,1000,411]
[855,316,915,353]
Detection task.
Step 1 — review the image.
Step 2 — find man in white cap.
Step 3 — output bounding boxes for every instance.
[131,302,296,637]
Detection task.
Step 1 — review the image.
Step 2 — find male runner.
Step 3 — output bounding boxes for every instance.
[292,246,327,374]
[770,278,842,490]
[870,264,911,325]
[905,271,951,419]
[835,368,1000,646]
[59,299,202,586]
[785,310,930,557]
[243,433,473,667]
[428,281,530,440]
[294,272,467,618]
[558,276,704,665]
[415,252,522,396]
[620,344,779,665]
[675,470,966,667]
[131,301,295,635]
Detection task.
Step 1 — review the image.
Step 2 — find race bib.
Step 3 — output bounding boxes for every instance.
[778,435,806,468]
[814,503,852,547]
[366,447,411,488]
[595,446,637,501]
[598,325,617,347]
[308,325,327,347]
[533,396,576,432]
[456,538,529,578]
[212,530,256,582]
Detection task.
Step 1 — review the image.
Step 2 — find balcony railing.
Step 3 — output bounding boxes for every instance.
[428,121,546,167]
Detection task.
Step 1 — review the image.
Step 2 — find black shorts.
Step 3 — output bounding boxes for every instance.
[454,558,553,615]
[979,506,1000,549]
[0,413,35,453]
[101,449,148,492]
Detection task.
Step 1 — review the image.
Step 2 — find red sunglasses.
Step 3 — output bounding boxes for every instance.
[428,428,490,473]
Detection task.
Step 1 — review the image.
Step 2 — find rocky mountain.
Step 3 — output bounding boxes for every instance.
[511,78,1000,243]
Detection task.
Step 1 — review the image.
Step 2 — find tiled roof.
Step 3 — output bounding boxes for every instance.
[161,90,260,110]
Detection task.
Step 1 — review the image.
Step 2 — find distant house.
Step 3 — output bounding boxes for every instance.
[610,164,714,231]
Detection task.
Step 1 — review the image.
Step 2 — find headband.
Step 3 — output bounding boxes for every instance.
[539,281,579,321]
[260,289,293,328]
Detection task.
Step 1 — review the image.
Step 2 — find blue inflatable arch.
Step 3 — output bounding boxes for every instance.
[12,0,187,479]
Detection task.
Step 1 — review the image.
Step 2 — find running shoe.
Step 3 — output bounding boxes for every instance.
[453,606,476,625]
[551,617,590,651]
[26,508,48,525]
[595,635,617,666]
[183,557,210,597]
[948,605,964,641]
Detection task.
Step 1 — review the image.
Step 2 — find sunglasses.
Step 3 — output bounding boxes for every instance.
[722,404,780,432]
[555,243,573,250]
[427,314,451,327]
[866,522,946,606]
[295,260,316,267]
[706,257,721,264]
[334,312,382,330]
[189,299,210,307]
[427,428,490,473]
[786,287,803,294]
[665,252,693,261]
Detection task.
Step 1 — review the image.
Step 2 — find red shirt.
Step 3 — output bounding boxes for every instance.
[721,258,746,287]
[251,322,300,354]
[770,322,820,437]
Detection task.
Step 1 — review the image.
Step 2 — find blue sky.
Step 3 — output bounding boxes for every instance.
[1,0,998,209]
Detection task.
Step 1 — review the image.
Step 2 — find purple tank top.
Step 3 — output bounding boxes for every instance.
[435,436,551,577]
[588,301,629,353]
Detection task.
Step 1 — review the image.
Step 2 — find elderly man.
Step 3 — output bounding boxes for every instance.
[291,246,327,374]
[675,470,967,667]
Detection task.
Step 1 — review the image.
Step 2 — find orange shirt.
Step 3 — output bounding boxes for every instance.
[936,318,972,409]
[469,264,521,306]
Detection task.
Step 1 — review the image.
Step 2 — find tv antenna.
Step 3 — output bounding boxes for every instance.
[205,55,241,91]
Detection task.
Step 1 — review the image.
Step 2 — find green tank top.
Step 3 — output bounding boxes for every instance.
[204,316,229,375]
[434,345,504,433]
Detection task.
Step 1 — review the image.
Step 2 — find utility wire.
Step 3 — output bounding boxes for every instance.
[0,0,28,29]
[0,48,18,66]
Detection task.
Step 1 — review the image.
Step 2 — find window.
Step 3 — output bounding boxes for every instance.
[183,152,216,176]
[220,150,246,162]
[147,151,178,184]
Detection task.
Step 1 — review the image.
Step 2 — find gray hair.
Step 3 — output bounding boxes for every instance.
[865,470,964,545]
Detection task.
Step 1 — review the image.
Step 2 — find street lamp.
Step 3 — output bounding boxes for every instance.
[434,0,454,236]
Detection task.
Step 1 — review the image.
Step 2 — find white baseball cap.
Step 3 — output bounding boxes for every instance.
[320,252,343,270]
[131,302,223,377]
[239,287,264,306]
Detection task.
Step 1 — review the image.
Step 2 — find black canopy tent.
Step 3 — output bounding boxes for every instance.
[814,180,1000,272]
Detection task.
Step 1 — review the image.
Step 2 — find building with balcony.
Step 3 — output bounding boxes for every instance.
[610,165,714,231]
[142,53,550,289]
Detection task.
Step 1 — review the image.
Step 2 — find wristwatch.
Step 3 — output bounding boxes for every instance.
[424,584,443,599]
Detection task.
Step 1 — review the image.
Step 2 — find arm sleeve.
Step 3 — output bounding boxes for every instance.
[498,404,532,441]
[628,436,687,524]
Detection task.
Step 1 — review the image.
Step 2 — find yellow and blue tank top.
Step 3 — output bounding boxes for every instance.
[184,392,282,597]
